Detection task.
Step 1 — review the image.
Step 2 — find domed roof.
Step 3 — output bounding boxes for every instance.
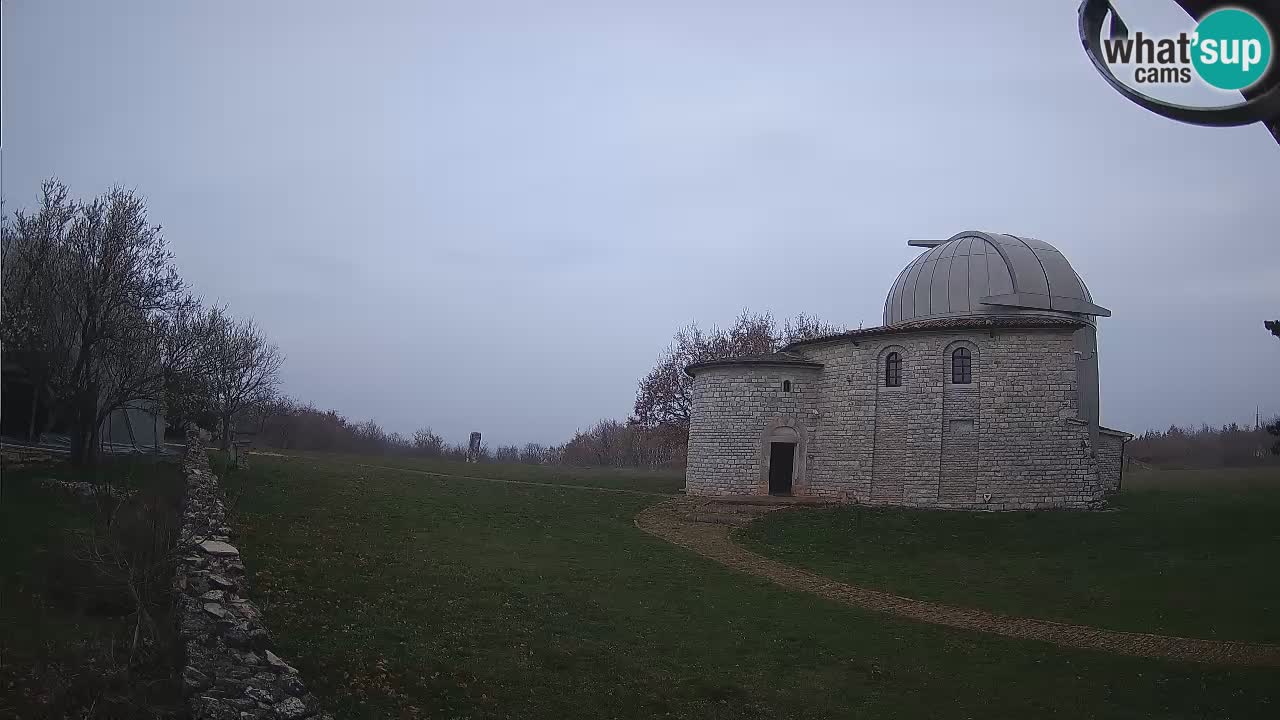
[883,231,1110,327]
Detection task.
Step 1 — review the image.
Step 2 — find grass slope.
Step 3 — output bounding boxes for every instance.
[739,467,1280,644]
[223,455,1279,719]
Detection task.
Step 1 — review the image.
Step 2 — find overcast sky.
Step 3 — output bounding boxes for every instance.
[4,0,1277,446]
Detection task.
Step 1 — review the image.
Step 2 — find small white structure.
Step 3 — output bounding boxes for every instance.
[100,399,167,452]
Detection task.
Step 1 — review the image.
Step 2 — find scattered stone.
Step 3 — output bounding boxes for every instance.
[184,665,212,692]
[200,539,240,556]
[208,573,237,590]
[204,602,232,620]
[39,478,137,499]
[224,624,252,649]
[245,686,276,704]
[232,601,259,621]
[247,627,270,649]
[192,696,244,720]
[270,696,310,720]
[279,674,306,697]
[178,425,326,720]
[264,650,295,674]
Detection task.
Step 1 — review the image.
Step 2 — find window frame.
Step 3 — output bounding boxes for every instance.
[884,352,902,387]
[951,347,973,385]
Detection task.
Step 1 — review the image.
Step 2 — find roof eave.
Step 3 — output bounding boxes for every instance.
[684,358,825,378]
[781,316,1086,352]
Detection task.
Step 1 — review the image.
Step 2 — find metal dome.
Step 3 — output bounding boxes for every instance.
[883,231,1110,327]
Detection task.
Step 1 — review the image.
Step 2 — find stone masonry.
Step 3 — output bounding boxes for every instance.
[684,231,1129,511]
[175,427,332,720]
[686,325,1129,510]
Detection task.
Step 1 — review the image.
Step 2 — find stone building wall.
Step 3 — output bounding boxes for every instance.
[685,326,1120,510]
[1096,429,1127,492]
[685,364,819,496]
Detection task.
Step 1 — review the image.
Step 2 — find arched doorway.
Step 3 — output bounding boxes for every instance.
[765,425,800,496]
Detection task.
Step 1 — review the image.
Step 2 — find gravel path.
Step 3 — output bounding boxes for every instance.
[635,499,1280,667]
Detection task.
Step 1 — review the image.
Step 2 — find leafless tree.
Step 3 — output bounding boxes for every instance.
[1,181,78,440]
[631,309,842,432]
[412,426,447,456]
[157,296,223,430]
[519,442,548,464]
[205,309,284,450]
[4,182,188,464]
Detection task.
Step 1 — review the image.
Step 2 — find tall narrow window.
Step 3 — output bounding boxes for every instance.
[952,347,972,384]
[884,352,901,387]
[782,380,792,393]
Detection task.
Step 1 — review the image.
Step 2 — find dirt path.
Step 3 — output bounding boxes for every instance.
[635,499,1280,668]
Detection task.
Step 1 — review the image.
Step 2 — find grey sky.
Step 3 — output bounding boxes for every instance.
[4,0,1277,447]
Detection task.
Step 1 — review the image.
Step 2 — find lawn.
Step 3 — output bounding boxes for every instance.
[739,466,1280,645]
[272,450,686,494]
[0,455,185,719]
[222,454,1280,719]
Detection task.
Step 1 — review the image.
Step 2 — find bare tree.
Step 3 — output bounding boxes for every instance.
[4,182,188,464]
[782,312,843,346]
[157,295,223,432]
[519,442,547,464]
[1,181,78,440]
[206,310,284,450]
[631,309,842,432]
[412,426,446,456]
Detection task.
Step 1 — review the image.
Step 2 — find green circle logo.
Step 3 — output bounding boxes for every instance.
[1192,8,1272,90]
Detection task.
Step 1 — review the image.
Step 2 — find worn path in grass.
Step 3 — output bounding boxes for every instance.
[636,499,1280,667]
[225,455,1280,719]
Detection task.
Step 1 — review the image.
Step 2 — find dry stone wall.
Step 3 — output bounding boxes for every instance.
[686,327,1125,510]
[175,429,332,720]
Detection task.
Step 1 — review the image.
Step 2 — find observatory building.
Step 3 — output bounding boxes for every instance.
[684,231,1129,510]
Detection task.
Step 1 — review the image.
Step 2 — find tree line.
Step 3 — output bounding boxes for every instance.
[11,178,1270,470]
[2,180,283,464]
[231,310,843,468]
[1128,419,1280,468]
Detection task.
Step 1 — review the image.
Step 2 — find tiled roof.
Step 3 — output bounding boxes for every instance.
[783,315,1085,351]
[684,316,1084,376]
[684,351,823,377]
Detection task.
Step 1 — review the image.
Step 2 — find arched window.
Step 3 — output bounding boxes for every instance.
[782,380,792,393]
[884,352,901,387]
[952,347,972,384]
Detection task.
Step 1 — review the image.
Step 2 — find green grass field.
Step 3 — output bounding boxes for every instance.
[221,454,1280,719]
[740,466,1280,644]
